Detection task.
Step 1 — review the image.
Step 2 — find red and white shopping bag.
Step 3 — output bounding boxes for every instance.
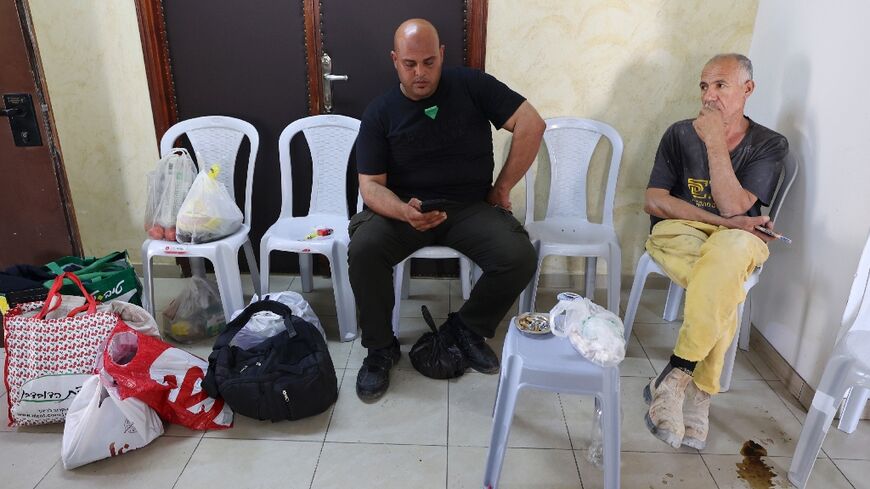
[102,322,233,430]
[3,272,118,426]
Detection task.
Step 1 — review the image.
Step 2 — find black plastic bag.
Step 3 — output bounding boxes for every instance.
[409,305,467,379]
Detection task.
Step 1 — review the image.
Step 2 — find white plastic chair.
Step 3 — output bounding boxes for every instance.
[484,317,622,488]
[142,115,261,321]
[390,246,473,336]
[517,117,624,315]
[260,115,360,342]
[788,230,870,488]
[622,152,799,392]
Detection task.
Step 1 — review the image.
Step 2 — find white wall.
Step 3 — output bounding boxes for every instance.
[747,1,870,388]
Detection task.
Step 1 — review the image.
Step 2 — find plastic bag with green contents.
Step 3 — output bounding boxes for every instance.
[161,276,225,343]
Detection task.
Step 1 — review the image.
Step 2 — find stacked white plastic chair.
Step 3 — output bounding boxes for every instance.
[259,115,360,342]
[142,115,261,321]
[517,117,624,314]
[622,152,799,392]
[484,316,623,488]
[788,230,870,488]
[391,247,473,336]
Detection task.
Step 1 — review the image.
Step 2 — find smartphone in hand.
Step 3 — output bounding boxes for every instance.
[754,225,793,244]
[419,198,451,213]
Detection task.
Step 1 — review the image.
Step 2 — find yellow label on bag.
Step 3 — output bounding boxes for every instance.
[0,296,8,314]
[208,164,220,180]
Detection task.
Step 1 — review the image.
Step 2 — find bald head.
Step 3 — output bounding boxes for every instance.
[393,18,440,53]
[391,18,444,100]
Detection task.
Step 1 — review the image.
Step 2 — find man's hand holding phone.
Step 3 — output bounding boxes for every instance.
[406,198,448,231]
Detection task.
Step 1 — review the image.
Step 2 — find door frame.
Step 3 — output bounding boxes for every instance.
[6,0,82,258]
[134,0,489,140]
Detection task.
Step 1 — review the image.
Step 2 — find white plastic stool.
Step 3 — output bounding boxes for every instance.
[484,318,621,488]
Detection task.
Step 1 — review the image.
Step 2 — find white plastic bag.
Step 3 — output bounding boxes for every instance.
[144,148,196,241]
[61,373,164,470]
[230,291,325,349]
[161,276,225,343]
[549,296,626,367]
[175,163,243,244]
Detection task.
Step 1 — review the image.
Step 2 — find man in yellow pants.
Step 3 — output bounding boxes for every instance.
[642,54,788,449]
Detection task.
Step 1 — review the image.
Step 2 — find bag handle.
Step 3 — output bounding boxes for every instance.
[42,251,127,288]
[225,299,298,339]
[37,272,98,319]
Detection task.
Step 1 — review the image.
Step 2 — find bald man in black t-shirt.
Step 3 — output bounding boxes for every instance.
[349,18,545,401]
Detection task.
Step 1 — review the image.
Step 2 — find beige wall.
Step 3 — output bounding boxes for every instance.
[486,0,758,275]
[28,0,158,258]
[29,0,757,276]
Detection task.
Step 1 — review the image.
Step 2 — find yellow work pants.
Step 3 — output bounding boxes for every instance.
[645,219,769,394]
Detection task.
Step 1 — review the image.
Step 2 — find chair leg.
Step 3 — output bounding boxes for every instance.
[212,248,245,321]
[622,256,652,339]
[392,262,404,337]
[140,241,155,317]
[299,253,314,293]
[838,386,869,434]
[788,358,854,489]
[401,259,412,299]
[601,369,621,489]
[663,281,683,321]
[259,243,271,296]
[739,294,751,351]
[483,355,522,489]
[607,245,621,315]
[331,243,358,342]
[190,257,207,279]
[243,238,261,297]
[518,244,543,314]
[459,256,472,301]
[585,257,597,301]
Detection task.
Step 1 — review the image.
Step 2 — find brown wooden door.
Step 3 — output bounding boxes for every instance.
[0,0,78,268]
[136,0,486,275]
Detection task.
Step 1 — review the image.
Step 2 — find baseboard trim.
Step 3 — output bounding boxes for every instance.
[750,325,869,420]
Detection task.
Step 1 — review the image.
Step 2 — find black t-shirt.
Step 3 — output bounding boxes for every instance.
[647,117,788,227]
[356,66,526,202]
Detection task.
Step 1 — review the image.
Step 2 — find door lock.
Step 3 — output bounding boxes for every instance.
[320,52,348,113]
[3,93,42,147]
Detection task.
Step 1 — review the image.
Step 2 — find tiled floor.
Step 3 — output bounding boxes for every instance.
[1,276,867,488]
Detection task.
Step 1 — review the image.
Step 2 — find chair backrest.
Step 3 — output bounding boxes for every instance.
[277,115,361,219]
[767,151,800,223]
[524,117,624,226]
[842,230,870,333]
[159,115,260,226]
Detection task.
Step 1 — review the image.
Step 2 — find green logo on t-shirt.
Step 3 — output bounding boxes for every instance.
[424,105,439,119]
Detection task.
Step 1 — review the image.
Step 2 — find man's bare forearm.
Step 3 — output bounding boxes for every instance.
[359,177,409,222]
[706,143,756,217]
[644,188,728,227]
[494,111,545,194]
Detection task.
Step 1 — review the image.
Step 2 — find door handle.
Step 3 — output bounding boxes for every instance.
[320,52,348,113]
[1,107,22,117]
[3,93,42,146]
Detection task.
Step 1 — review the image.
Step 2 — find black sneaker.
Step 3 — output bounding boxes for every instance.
[440,314,500,374]
[356,337,401,402]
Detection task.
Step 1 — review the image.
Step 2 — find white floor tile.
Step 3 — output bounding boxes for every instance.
[703,453,854,489]
[36,435,199,489]
[312,442,446,489]
[577,450,718,489]
[833,459,870,489]
[0,432,61,489]
[822,419,870,460]
[173,438,319,489]
[448,446,581,489]
[448,373,572,449]
[326,369,448,445]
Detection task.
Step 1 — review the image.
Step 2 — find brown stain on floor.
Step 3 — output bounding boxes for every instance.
[736,440,778,489]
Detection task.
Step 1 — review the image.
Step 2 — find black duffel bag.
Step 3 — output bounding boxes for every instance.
[203,300,338,421]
